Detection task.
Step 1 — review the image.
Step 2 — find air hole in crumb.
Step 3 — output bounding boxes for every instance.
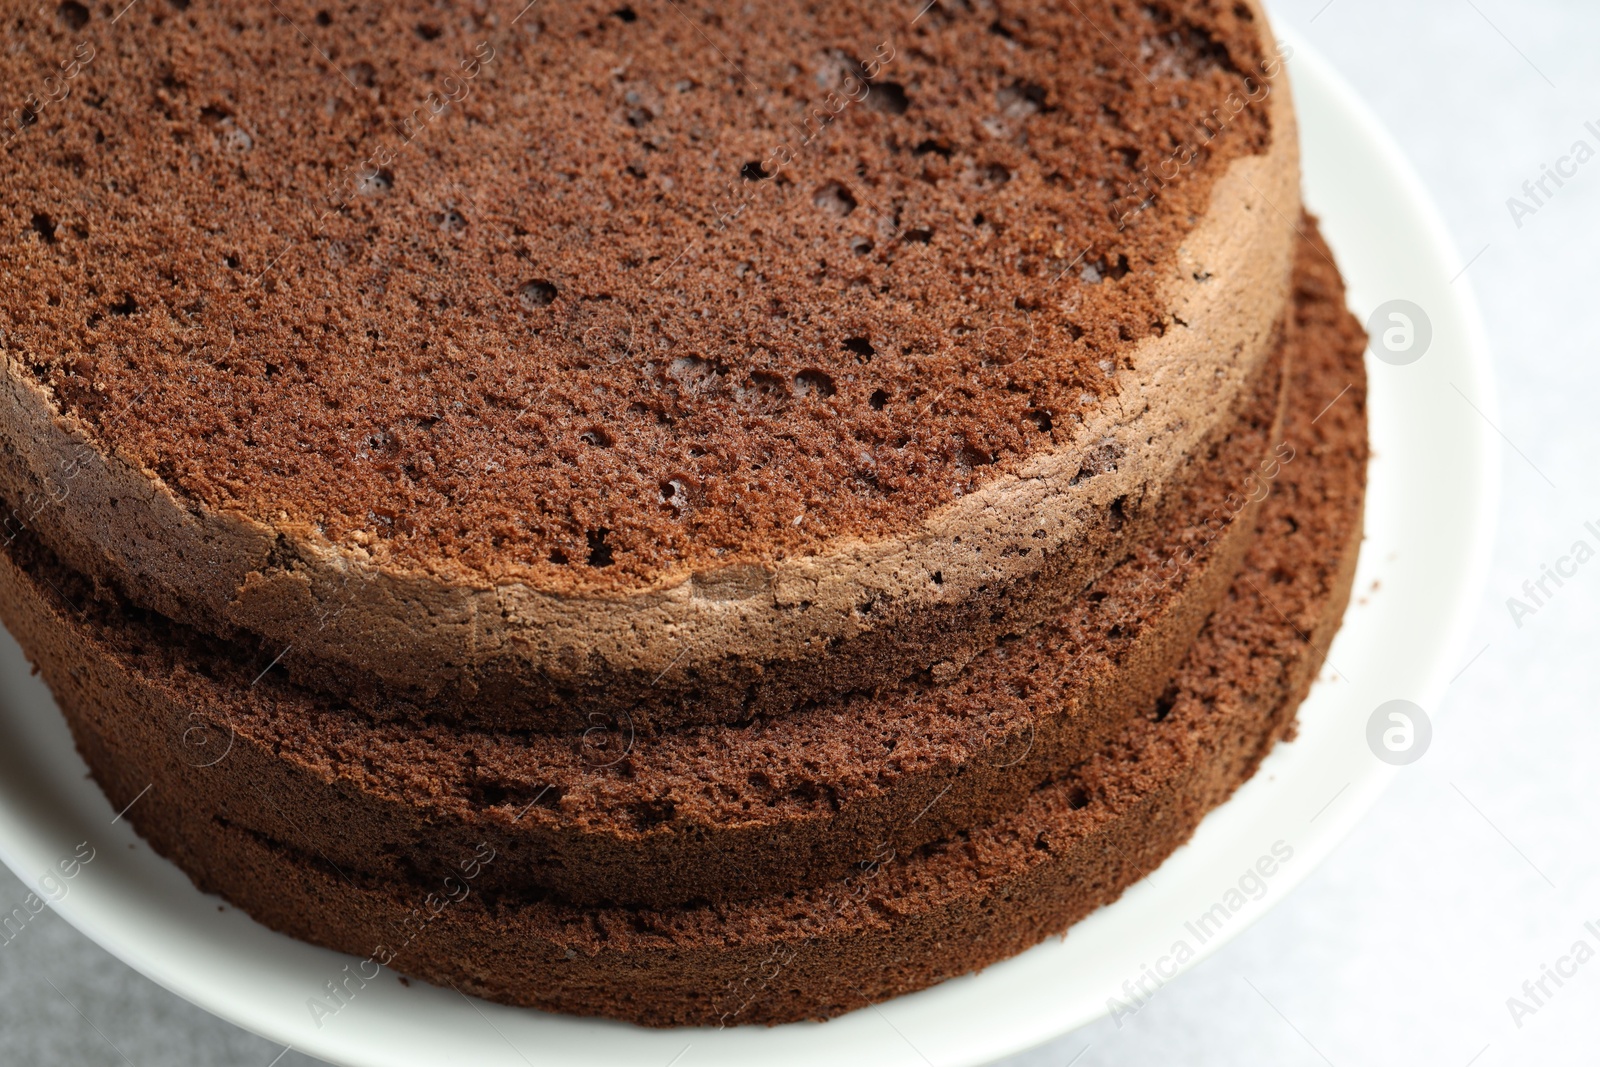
[867,82,910,115]
[849,236,874,255]
[902,227,933,244]
[357,167,393,195]
[518,280,559,308]
[1067,786,1090,810]
[997,80,1050,117]
[913,139,953,158]
[439,209,468,233]
[613,5,638,21]
[1024,409,1052,432]
[740,371,789,403]
[842,336,875,358]
[740,160,771,181]
[626,106,653,127]
[660,478,688,506]
[794,369,835,398]
[628,798,675,829]
[812,181,857,216]
[959,445,993,469]
[1152,683,1179,721]
[585,528,614,567]
[931,570,943,585]
[868,389,888,410]
[549,548,569,565]
[579,426,612,447]
[30,213,57,244]
[347,61,378,88]
[415,22,442,39]
[58,1,89,29]
[109,294,138,316]
[669,355,725,387]
[1108,495,1127,531]
[314,9,331,24]
[979,163,1011,185]
[1069,440,1124,484]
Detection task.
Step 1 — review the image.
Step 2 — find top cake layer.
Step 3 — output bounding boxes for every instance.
[0,0,1297,722]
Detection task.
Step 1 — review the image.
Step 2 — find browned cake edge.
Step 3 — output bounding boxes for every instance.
[0,334,1283,908]
[0,0,1301,728]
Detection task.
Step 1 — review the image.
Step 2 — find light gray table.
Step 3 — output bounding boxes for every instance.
[4,1,1594,1063]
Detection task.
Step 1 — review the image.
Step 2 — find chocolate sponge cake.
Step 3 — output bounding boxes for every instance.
[0,0,1299,726]
[0,221,1367,1023]
[0,0,1370,1033]
[2,224,1367,1024]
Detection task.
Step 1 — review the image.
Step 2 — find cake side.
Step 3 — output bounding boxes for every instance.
[0,333,1284,908]
[15,219,1368,1025]
[0,0,1300,723]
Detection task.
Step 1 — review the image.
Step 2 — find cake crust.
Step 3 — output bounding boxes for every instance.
[0,334,1285,908]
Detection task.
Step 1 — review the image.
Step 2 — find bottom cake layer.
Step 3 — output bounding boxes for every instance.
[7,223,1368,1026]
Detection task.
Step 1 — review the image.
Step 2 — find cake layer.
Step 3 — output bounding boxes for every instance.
[0,333,1284,908]
[12,222,1367,1025]
[0,0,1300,726]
